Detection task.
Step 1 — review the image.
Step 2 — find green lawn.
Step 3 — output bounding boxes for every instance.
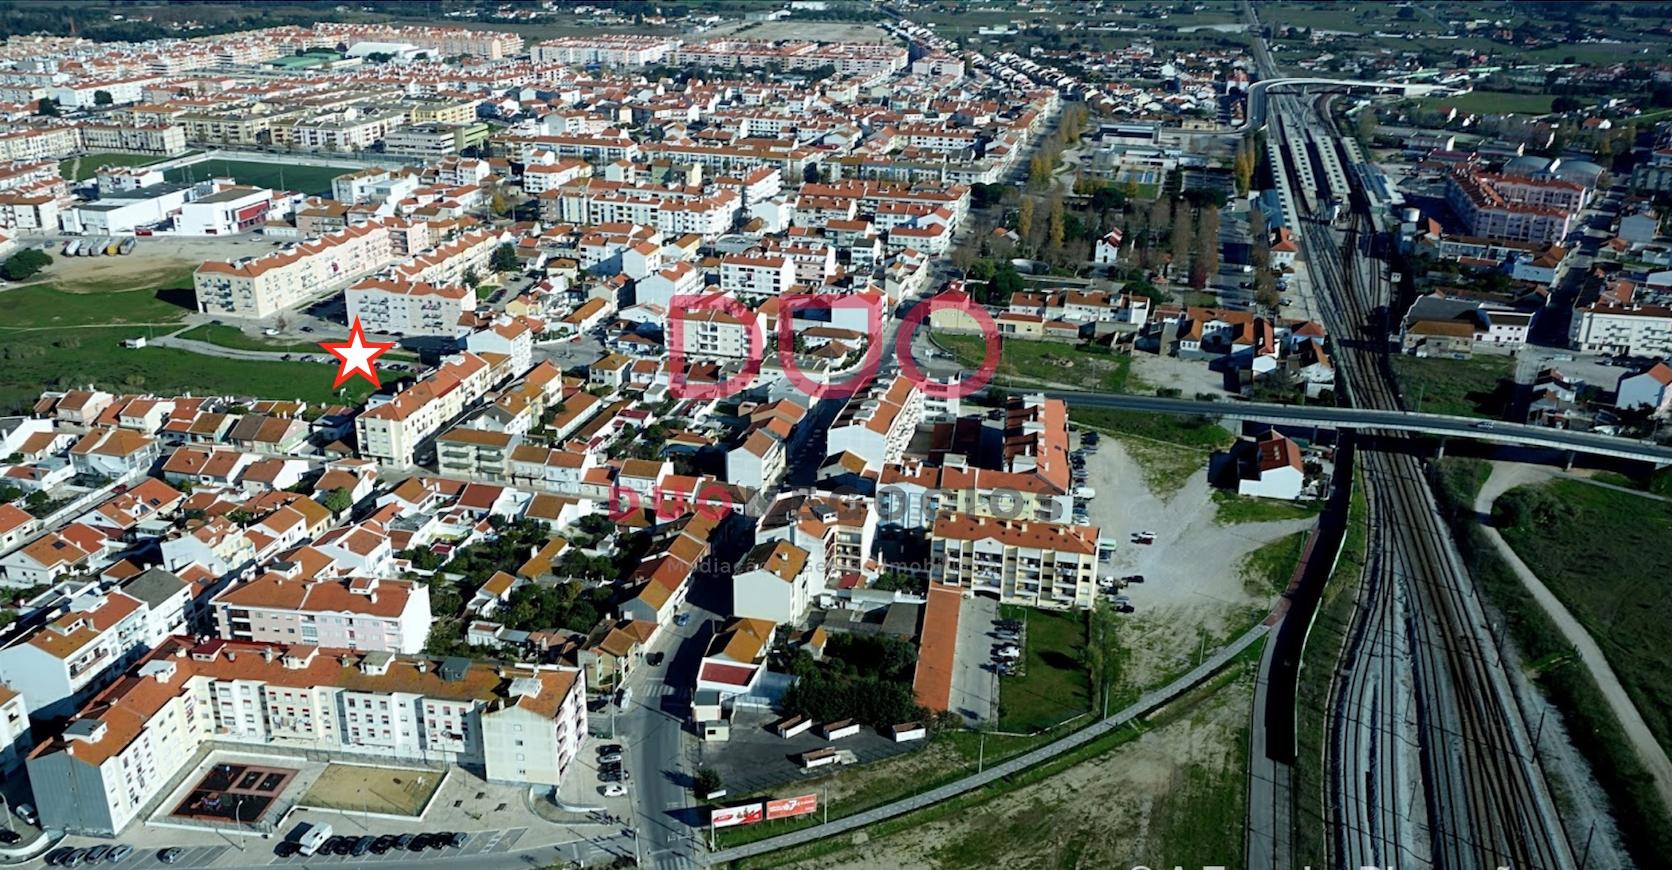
[1389,354,1514,418]
[178,324,322,353]
[0,266,197,327]
[59,152,170,181]
[1497,480,1672,753]
[1213,490,1325,524]
[937,333,1133,393]
[997,605,1090,732]
[1240,530,1311,597]
[165,159,347,196]
[0,326,372,413]
[1424,89,1556,115]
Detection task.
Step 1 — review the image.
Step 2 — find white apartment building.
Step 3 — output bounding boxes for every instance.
[826,375,923,471]
[0,683,28,773]
[195,219,415,318]
[389,227,501,287]
[355,351,499,466]
[347,278,475,337]
[531,35,678,66]
[673,307,758,361]
[929,512,1100,609]
[1570,302,1672,357]
[212,572,433,655]
[0,588,157,720]
[730,540,813,625]
[26,638,586,835]
[720,252,795,299]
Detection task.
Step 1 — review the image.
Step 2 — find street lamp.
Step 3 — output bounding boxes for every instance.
[232,796,247,850]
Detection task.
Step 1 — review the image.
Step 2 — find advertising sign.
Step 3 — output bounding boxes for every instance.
[710,802,765,828]
[765,794,819,820]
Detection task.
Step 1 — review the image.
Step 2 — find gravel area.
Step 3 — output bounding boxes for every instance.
[1081,434,1314,686]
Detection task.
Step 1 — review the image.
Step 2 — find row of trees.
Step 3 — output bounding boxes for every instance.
[1118,194,1223,290]
[1026,103,1091,191]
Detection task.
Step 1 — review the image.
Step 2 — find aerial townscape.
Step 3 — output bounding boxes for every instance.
[2,1,1672,869]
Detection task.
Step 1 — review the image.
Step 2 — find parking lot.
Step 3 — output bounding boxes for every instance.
[267,828,528,863]
[949,595,1000,725]
[696,708,922,798]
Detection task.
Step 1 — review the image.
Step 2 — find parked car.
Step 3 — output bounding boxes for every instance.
[157,848,183,865]
[84,847,109,863]
[598,743,623,756]
[273,842,298,858]
[647,651,665,666]
[409,834,432,851]
[674,611,692,627]
[599,751,624,764]
[106,845,133,863]
[395,833,416,851]
[449,832,470,849]
[372,834,396,854]
[1121,574,1146,584]
[430,832,455,850]
[13,803,37,826]
[44,849,74,866]
[602,783,627,797]
[60,850,87,867]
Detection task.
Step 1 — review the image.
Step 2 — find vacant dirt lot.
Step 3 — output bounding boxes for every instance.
[43,235,269,293]
[1084,435,1313,688]
[300,763,444,817]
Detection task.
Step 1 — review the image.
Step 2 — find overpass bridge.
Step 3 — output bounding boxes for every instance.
[1043,390,1672,465]
[1241,77,1452,131]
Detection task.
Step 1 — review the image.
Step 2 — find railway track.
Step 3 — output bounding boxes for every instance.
[1275,90,1577,870]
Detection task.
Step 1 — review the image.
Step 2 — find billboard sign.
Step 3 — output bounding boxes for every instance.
[710,802,765,829]
[765,794,819,821]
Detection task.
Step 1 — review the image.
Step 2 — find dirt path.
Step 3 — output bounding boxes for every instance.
[1475,462,1672,811]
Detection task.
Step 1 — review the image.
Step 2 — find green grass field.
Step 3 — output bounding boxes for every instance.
[178,323,321,353]
[1389,354,1513,418]
[1240,530,1311,597]
[59,152,170,181]
[1423,89,1556,115]
[1213,490,1325,524]
[937,333,1133,393]
[998,605,1090,732]
[0,269,371,412]
[165,159,347,196]
[1497,480,1672,753]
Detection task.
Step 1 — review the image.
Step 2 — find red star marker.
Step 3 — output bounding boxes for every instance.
[319,317,396,390]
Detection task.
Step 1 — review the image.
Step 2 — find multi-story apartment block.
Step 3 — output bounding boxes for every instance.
[1570,302,1672,357]
[382,122,491,160]
[1444,169,1582,244]
[76,122,188,156]
[756,492,877,591]
[270,109,409,153]
[389,226,500,288]
[930,512,1100,609]
[826,375,923,471]
[347,278,475,337]
[435,427,516,481]
[672,307,757,361]
[212,572,432,655]
[720,252,795,299]
[532,35,679,67]
[355,351,501,467]
[195,219,411,318]
[27,637,585,835]
[0,588,157,719]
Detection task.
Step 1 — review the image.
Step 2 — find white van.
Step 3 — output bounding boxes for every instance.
[295,821,333,857]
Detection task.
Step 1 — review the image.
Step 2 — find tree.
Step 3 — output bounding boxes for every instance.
[1233,139,1255,196]
[1085,600,1123,713]
[462,267,481,289]
[1190,206,1220,290]
[490,242,519,273]
[694,768,723,797]
[323,487,353,515]
[1169,200,1193,280]
[1046,196,1066,262]
[1017,197,1035,243]
[93,90,113,106]
[35,97,59,117]
[1,249,51,281]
